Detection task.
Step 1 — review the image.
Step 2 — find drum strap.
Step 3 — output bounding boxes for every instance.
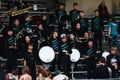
[107,67,112,78]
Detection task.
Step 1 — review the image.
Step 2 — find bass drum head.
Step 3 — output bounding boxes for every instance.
[39,46,55,63]
[102,52,110,59]
[70,49,80,62]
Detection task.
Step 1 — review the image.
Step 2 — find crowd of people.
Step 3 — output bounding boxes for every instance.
[0,0,120,80]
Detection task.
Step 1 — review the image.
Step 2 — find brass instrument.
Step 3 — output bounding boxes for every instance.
[38,37,46,44]
[0,24,5,33]
[12,6,32,17]
[3,7,17,17]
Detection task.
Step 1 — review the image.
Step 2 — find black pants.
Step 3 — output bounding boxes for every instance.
[6,48,17,72]
[94,32,102,50]
[85,58,96,79]
[50,54,61,71]
[60,55,70,77]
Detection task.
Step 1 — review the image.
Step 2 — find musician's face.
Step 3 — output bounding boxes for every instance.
[70,34,75,40]
[38,24,43,30]
[84,32,89,38]
[61,37,67,42]
[15,20,20,26]
[25,36,31,42]
[53,32,58,37]
[95,11,99,17]
[73,5,78,10]
[80,12,85,18]
[76,23,81,29]
[28,45,33,50]
[60,5,64,9]
[43,15,46,20]
[8,31,13,36]
[111,49,117,55]
[88,42,93,47]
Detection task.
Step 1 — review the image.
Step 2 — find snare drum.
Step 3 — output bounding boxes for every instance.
[39,46,55,63]
[102,52,110,59]
[70,49,80,62]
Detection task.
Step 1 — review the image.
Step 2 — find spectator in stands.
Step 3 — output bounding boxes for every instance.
[24,43,36,80]
[83,41,96,79]
[94,57,110,79]
[92,10,103,51]
[107,47,120,78]
[69,3,80,32]
[98,0,109,20]
[53,70,69,80]
[5,66,18,80]
[19,66,32,80]
[76,10,89,32]
[108,16,120,53]
[37,65,52,80]
[0,60,6,80]
[55,3,67,36]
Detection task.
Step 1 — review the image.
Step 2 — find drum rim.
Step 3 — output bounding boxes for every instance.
[39,46,55,63]
[70,48,80,62]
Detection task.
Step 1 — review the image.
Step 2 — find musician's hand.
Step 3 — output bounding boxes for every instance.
[27,28,30,31]
[66,52,70,56]
[0,34,3,38]
[108,35,112,39]
[83,55,89,59]
[55,52,59,54]
[14,43,17,46]
[112,63,118,70]
[92,32,94,36]
[9,46,13,48]
[102,31,104,36]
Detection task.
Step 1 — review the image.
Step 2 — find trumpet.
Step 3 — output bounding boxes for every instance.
[12,6,32,17]
[3,7,17,17]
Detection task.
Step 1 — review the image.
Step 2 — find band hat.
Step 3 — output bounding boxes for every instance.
[60,34,67,39]
[88,41,93,44]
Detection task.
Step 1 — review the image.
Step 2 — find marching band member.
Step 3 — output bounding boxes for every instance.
[59,34,72,77]
[107,47,120,78]
[91,10,103,51]
[74,23,85,54]
[76,11,89,32]
[21,36,32,56]
[74,23,85,39]
[83,41,96,79]
[79,32,93,51]
[36,23,47,49]
[69,3,80,32]
[55,3,67,36]
[49,31,60,71]
[68,32,77,49]
[24,43,36,80]
[12,19,22,38]
[0,20,5,57]
[23,14,32,36]
[5,29,18,72]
